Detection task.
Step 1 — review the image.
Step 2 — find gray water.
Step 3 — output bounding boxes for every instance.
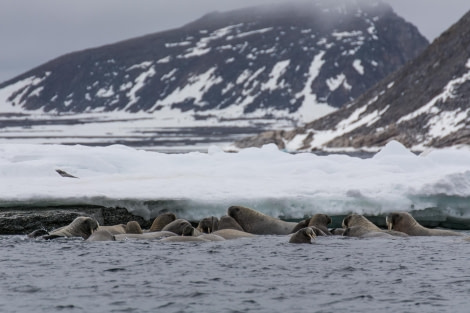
[1,234,470,313]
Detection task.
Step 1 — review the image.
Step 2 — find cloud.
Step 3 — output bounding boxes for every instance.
[0,0,469,83]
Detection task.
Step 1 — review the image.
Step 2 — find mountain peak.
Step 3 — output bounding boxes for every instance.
[234,8,470,152]
[0,1,428,150]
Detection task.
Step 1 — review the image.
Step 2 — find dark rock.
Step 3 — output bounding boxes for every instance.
[0,205,153,235]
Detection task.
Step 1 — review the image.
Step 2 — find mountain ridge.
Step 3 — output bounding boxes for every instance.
[234,9,470,152]
[0,0,428,150]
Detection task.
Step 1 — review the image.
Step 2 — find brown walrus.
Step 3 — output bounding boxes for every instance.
[125,221,143,234]
[161,219,201,236]
[45,216,99,240]
[98,224,127,235]
[218,215,244,231]
[149,212,177,232]
[289,227,316,244]
[342,214,407,237]
[212,229,256,240]
[308,214,332,235]
[197,216,219,233]
[227,205,297,235]
[292,214,332,235]
[86,229,116,241]
[386,212,463,236]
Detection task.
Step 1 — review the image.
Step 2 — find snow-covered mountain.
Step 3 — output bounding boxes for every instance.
[0,0,427,150]
[234,8,470,153]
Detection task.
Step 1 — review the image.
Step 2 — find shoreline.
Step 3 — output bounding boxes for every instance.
[1,204,470,235]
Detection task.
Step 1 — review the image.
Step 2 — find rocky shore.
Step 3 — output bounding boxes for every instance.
[0,205,154,235]
[1,204,469,235]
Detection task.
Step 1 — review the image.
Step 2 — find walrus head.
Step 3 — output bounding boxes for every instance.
[386,212,417,231]
[80,217,100,240]
[162,219,194,236]
[291,219,310,234]
[289,227,316,244]
[309,214,332,227]
[342,214,380,231]
[149,212,176,232]
[227,205,265,232]
[125,221,143,234]
[197,216,219,233]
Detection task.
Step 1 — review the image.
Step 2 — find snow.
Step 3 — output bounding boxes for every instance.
[151,67,222,109]
[399,58,470,124]
[180,24,241,59]
[96,86,114,98]
[427,108,469,140]
[261,60,290,91]
[0,75,49,112]
[124,66,156,110]
[226,27,273,40]
[294,51,337,123]
[126,61,153,71]
[332,30,363,40]
[353,59,364,75]
[326,73,346,91]
[2,141,470,221]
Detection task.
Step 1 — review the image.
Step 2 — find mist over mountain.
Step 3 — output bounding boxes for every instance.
[0,0,428,150]
[234,8,470,153]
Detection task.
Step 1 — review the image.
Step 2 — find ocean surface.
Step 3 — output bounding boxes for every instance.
[1,232,470,313]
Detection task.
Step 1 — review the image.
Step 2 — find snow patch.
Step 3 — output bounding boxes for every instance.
[399,58,470,123]
[353,59,364,75]
[261,60,290,91]
[124,66,156,110]
[152,67,222,109]
[326,73,346,91]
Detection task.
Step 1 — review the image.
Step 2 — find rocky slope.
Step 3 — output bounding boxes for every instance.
[0,1,427,150]
[234,9,470,152]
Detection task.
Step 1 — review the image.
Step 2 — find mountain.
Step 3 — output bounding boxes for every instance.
[0,0,428,150]
[234,9,470,153]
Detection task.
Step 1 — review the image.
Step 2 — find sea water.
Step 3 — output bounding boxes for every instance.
[1,233,470,313]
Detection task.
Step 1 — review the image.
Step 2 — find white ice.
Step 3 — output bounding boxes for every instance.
[1,140,470,221]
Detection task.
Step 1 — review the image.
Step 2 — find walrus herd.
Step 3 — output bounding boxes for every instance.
[27,205,466,243]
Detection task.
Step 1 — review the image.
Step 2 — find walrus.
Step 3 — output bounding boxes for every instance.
[289,227,316,244]
[292,214,332,235]
[342,214,408,237]
[342,214,381,231]
[160,236,209,243]
[125,221,143,234]
[308,214,332,235]
[291,219,310,234]
[212,229,256,240]
[86,229,116,241]
[114,231,177,241]
[386,212,464,236]
[227,206,297,235]
[161,219,201,236]
[343,226,393,238]
[308,226,328,236]
[330,228,345,236]
[149,212,176,232]
[45,216,99,240]
[98,224,127,235]
[198,233,225,241]
[197,216,219,233]
[27,229,49,238]
[218,215,244,231]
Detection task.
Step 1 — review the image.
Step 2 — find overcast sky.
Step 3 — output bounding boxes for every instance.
[1,0,469,83]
